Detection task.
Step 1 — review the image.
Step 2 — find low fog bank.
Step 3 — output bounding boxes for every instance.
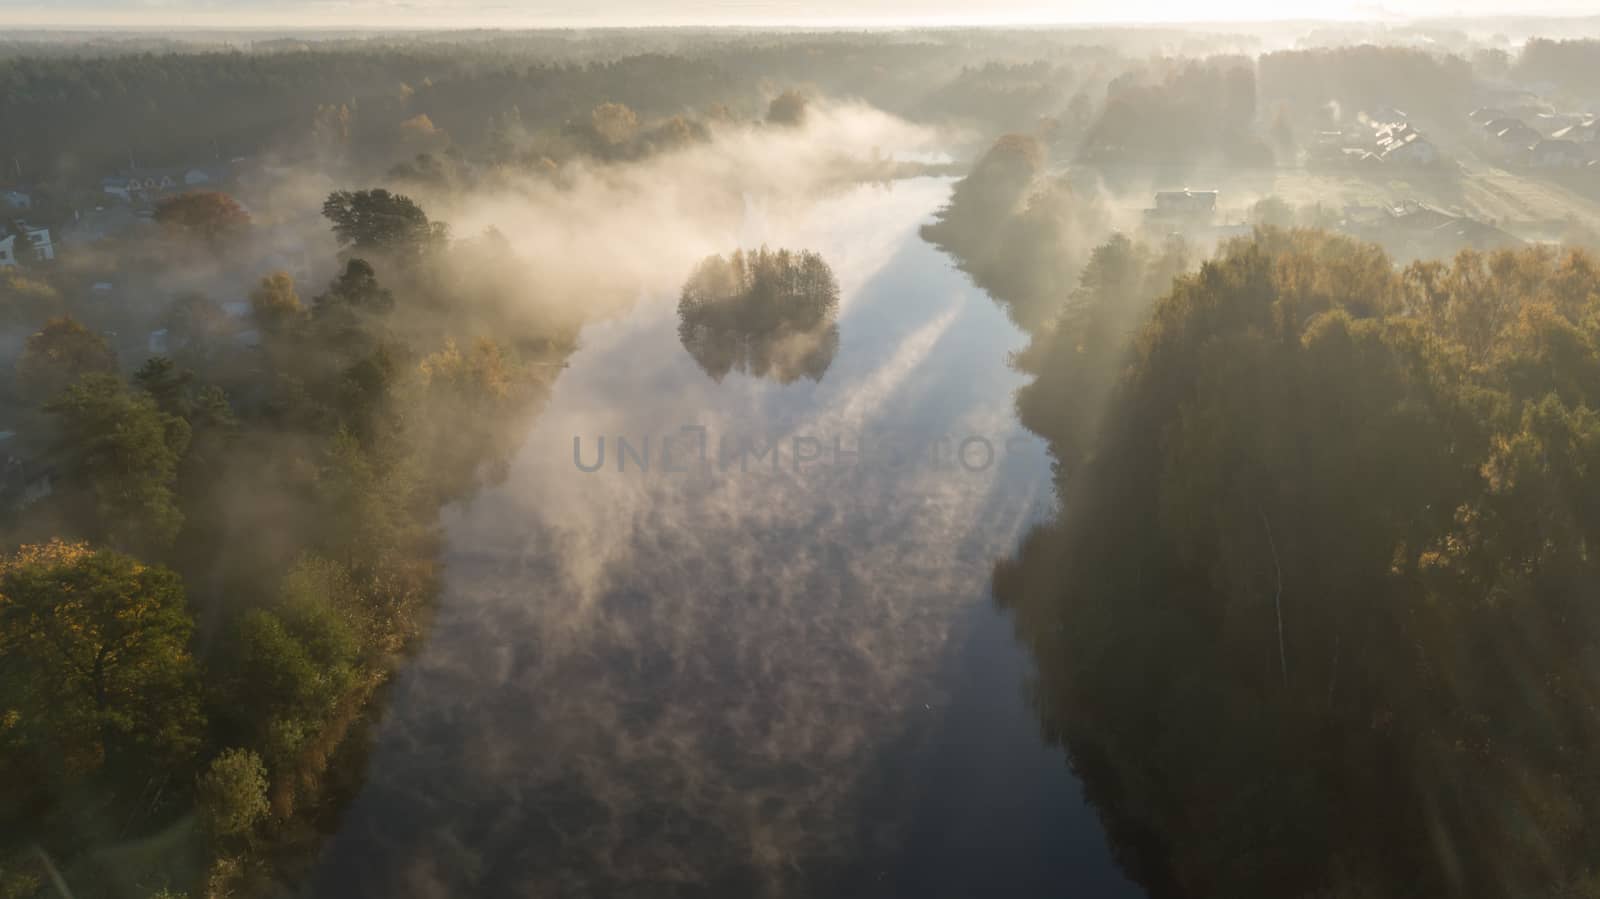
[309,177,1058,897]
[416,99,943,324]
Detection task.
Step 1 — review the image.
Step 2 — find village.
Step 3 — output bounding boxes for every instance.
[1141,82,1600,260]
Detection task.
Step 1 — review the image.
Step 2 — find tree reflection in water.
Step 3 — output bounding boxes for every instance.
[677,246,841,384]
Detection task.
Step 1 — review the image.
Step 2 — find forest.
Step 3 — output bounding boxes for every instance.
[922,133,1600,896]
[1,185,574,896]
[994,229,1600,898]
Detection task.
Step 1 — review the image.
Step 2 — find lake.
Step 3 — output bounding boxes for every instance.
[311,176,1139,898]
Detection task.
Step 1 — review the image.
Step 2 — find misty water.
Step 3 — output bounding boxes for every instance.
[311,177,1137,897]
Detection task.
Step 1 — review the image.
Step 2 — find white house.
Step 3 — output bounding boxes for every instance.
[1,224,55,266]
[1376,125,1440,165]
[103,172,178,202]
[103,166,224,202]
[1152,190,1218,217]
[25,225,52,262]
[1551,120,1600,160]
[1530,139,1589,170]
[1489,122,1543,161]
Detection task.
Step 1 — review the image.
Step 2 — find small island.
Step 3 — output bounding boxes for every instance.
[677,247,841,384]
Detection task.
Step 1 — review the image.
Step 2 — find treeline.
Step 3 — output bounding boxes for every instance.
[0,38,1006,186]
[922,134,1112,332]
[1515,39,1600,100]
[0,189,574,898]
[1258,45,1476,127]
[0,30,1194,192]
[1078,56,1272,172]
[995,229,1600,898]
[0,50,454,181]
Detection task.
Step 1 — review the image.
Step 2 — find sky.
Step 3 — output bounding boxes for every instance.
[1,0,1596,28]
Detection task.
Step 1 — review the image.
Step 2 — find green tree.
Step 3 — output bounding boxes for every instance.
[133,357,238,528]
[218,558,369,817]
[322,189,447,258]
[195,748,269,839]
[0,541,202,776]
[46,373,192,552]
[249,272,305,334]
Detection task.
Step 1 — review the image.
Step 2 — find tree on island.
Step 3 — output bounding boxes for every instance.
[677,247,841,384]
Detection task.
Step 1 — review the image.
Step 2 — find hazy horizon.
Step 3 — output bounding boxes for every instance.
[4,0,1599,30]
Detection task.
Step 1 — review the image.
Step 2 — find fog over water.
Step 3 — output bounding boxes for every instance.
[309,176,1133,896]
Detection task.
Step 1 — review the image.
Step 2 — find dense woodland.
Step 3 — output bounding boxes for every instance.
[926,130,1600,896]
[996,230,1600,899]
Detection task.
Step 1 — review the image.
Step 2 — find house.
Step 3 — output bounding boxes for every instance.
[1532,113,1584,136]
[1383,133,1439,165]
[1370,106,1409,126]
[1143,190,1221,236]
[1481,117,1526,137]
[1388,201,1459,231]
[17,223,53,262]
[1375,124,1439,165]
[0,190,30,211]
[1349,201,1521,261]
[0,223,53,267]
[1150,190,1218,220]
[1530,139,1589,170]
[101,165,225,203]
[1341,147,1385,168]
[1551,120,1600,160]
[1488,122,1543,160]
[1552,119,1600,143]
[103,172,178,202]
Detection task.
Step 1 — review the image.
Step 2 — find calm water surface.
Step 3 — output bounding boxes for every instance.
[312,178,1138,898]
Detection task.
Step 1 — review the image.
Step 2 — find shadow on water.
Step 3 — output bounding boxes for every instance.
[882,598,1142,899]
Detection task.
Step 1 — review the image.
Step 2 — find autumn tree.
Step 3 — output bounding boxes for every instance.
[153,191,251,244]
[398,112,447,149]
[249,271,305,334]
[590,102,639,147]
[0,540,202,777]
[16,316,117,403]
[0,269,61,327]
[997,232,1600,899]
